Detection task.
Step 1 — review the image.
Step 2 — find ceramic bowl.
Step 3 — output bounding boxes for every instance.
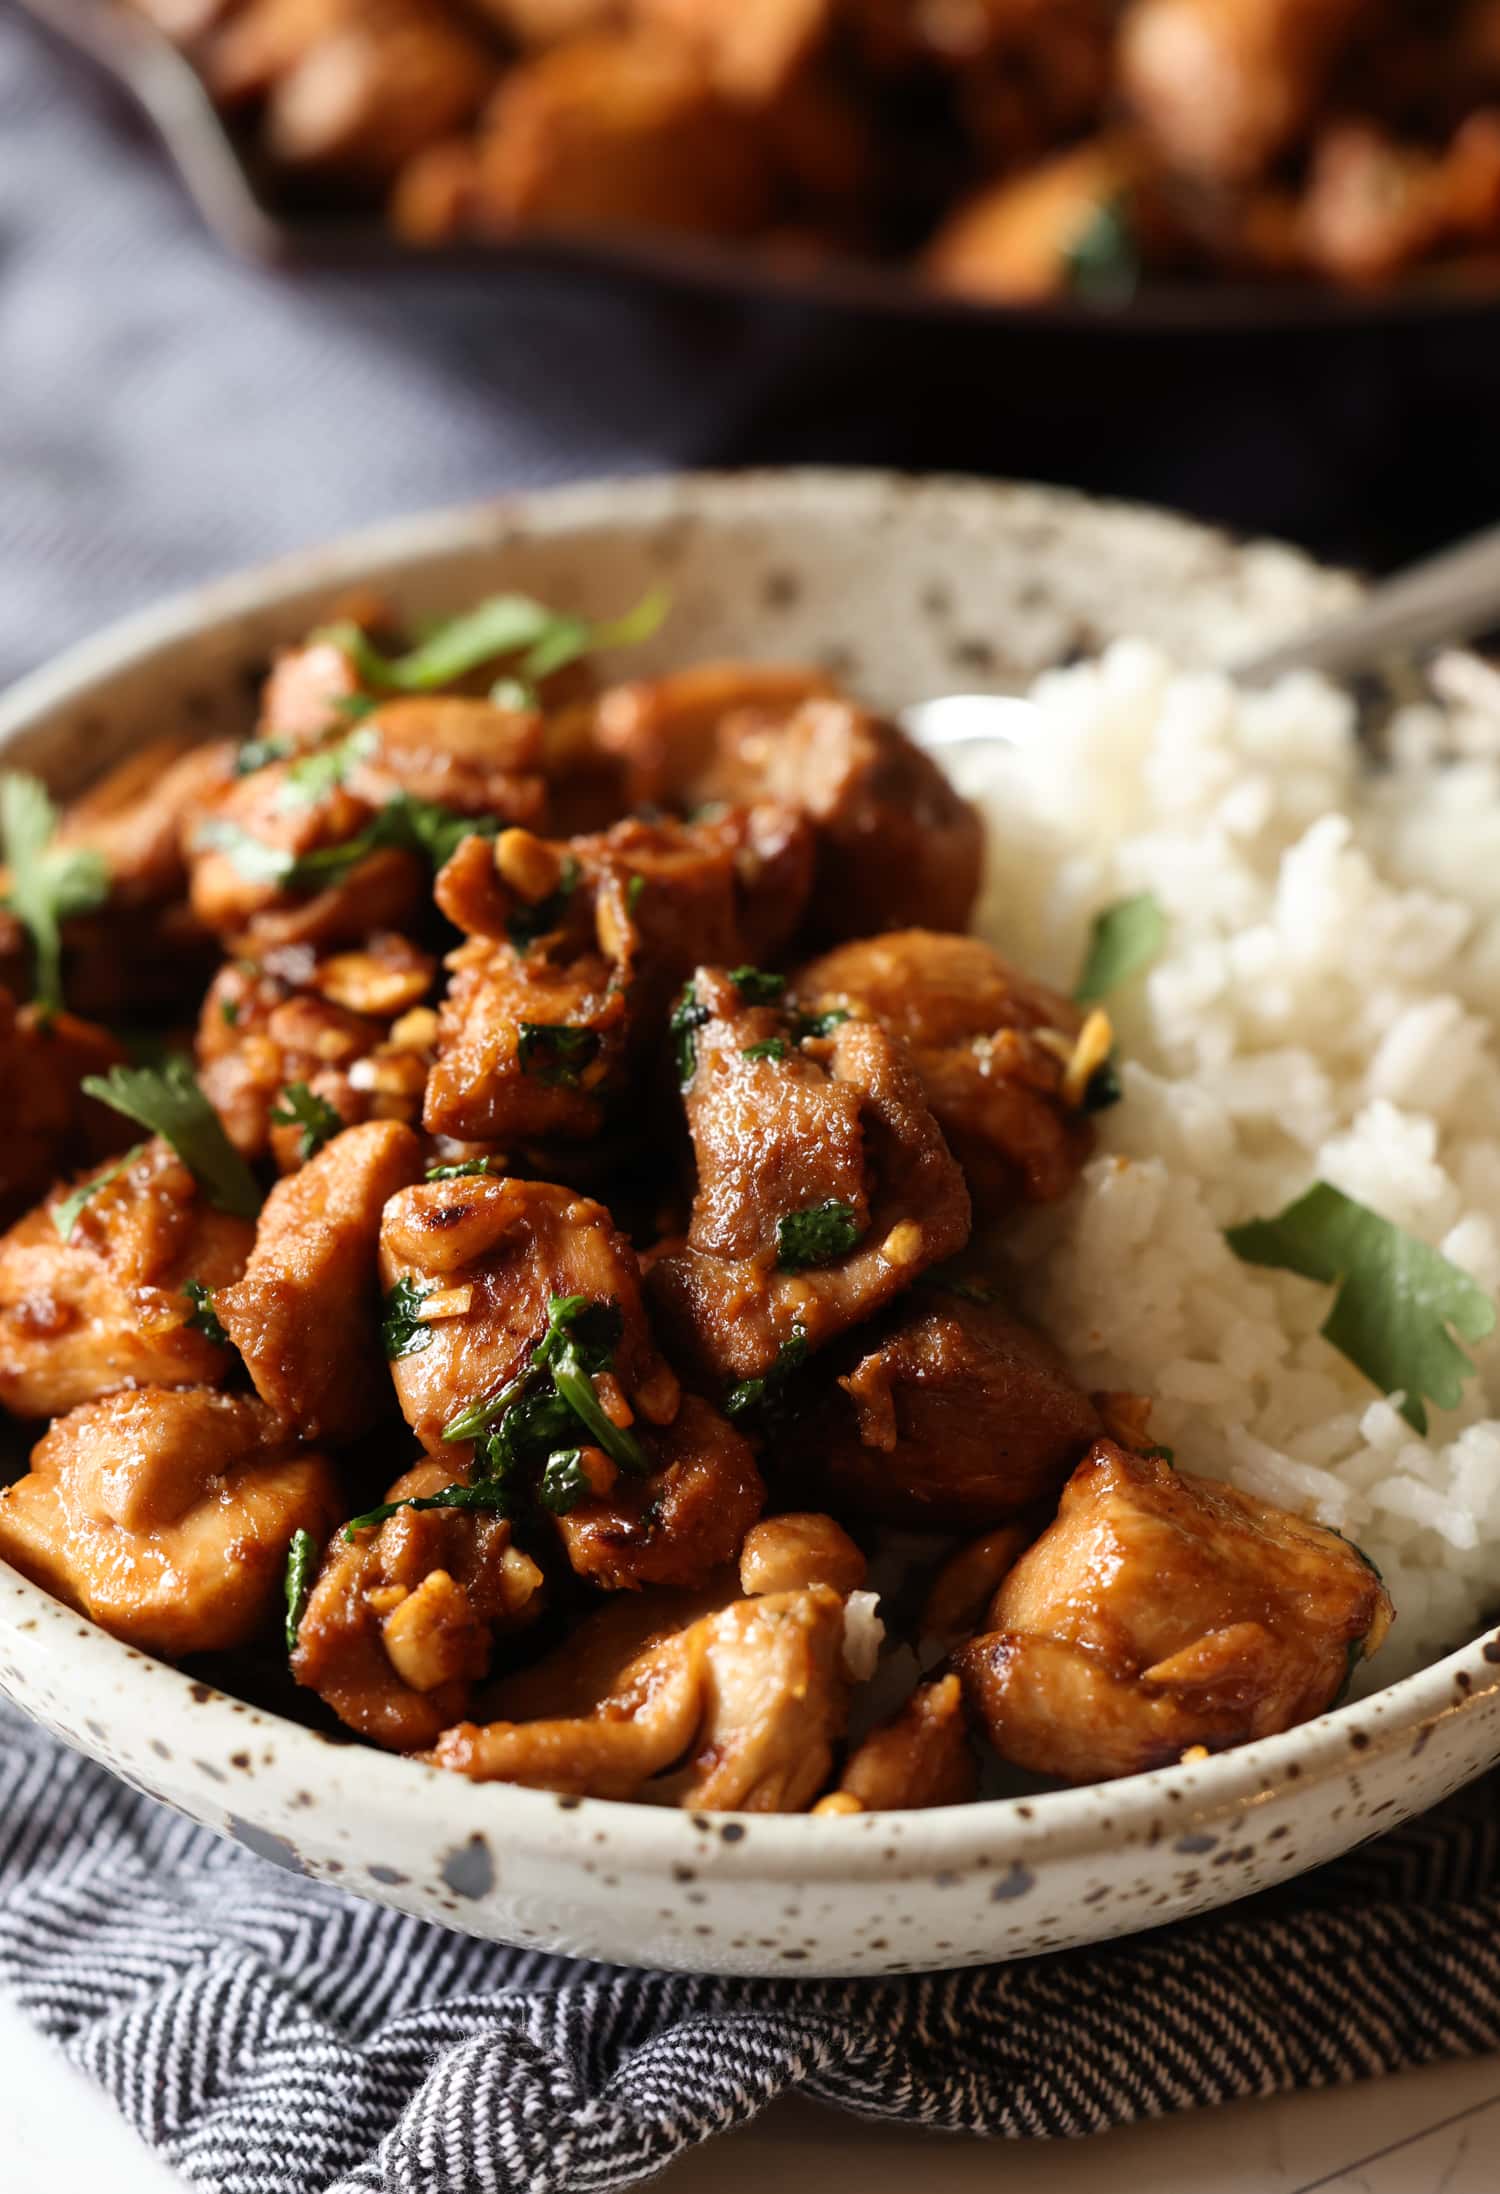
[3,468,1498,1979]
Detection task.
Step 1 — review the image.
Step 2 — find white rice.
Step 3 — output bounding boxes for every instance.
[949,641,1500,1683]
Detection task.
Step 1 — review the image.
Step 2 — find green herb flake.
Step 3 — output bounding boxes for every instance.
[80,1058,262,1219]
[425,1157,501,1181]
[626,873,646,915]
[283,1528,319,1651]
[775,1199,863,1273]
[50,1143,146,1243]
[198,792,494,896]
[182,1279,230,1347]
[1074,892,1166,1006]
[729,966,786,1006]
[792,1007,851,1042]
[670,981,711,1085]
[517,1021,600,1089]
[441,1291,645,1479]
[343,1481,515,1540]
[381,1275,438,1360]
[724,1327,808,1420]
[315,586,668,696]
[1225,1182,1497,1433]
[1063,196,1140,303]
[220,998,241,1028]
[507,854,581,952]
[233,736,292,778]
[538,1448,591,1515]
[278,726,377,807]
[270,1081,343,1161]
[741,1038,787,1063]
[0,772,110,1016]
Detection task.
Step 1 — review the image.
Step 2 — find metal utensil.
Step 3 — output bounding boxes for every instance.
[899,521,1500,754]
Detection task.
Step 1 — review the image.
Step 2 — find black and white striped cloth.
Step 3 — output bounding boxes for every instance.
[5,1701,1500,2193]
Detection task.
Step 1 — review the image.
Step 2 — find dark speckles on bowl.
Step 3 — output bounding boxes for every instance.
[229,1819,308,1876]
[441,1835,496,1900]
[990,1863,1036,1902]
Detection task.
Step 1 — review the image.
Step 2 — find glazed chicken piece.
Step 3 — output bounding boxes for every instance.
[433,1516,871,1804]
[424,808,813,1144]
[378,1173,764,1586]
[926,136,1145,302]
[823,1674,978,1812]
[215,1120,424,1443]
[632,0,830,101]
[779,1282,1102,1529]
[257,636,367,748]
[1298,114,1500,287]
[0,1387,341,1658]
[954,1439,1394,1784]
[576,661,838,813]
[1119,0,1367,185]
[196,934,437,1165]
[792,930,1096,1218]
[291,1453,546,1750]
[0,989,130,1227]
[53,735,237,906]
[0,1140,254,1421]
[648,968,971,1381]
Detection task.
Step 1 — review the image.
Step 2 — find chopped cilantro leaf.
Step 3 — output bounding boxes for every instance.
[441,1291,644,1477]
[278,727,377,806]
[670,981,711,1085]
[517,1022,600,1089]
[233,736,291,777]
[729,966,786,1006]
[283,1528,318,1651]
[220,998,241,1028]
[381,1275,437,1359]
[725,1327,808,1420]
[1226,1181,1497,1433]
[508,854,580,951]
[182,1279,229,1346]
[538,1448,591,1515]
[741,1038,787,1063]
[50,1143,146,1243]
[425,1157,501,1181]
[776,1199,863,1272]
[270,1081,343,1161]
[792,1007,851,1042]
[80,1058,261,1219]
[626,873,646,915]
[315,586,667,695]
[343,1481,514,1540]
[1074,892,1166,1005]
[1063,196,1140,303]
[0,772,109,1016]
[198,792,494,895]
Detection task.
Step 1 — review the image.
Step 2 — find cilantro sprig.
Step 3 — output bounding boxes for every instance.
[50,1143,145,1243]
[79,1059,261,1220]
[1226,1182,1497,1433]
[313,587,667,701]
[0,773,109,1015]
[381,1275,437,1359]
[182,1279,230,1346]
[198,789,495,895]
[270,1082,343,1161]
[1074,892,1166,1005]
[517,1022,600,1089]
[283,1528,319,1651]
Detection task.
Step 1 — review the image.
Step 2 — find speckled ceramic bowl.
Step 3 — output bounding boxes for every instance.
[4,470,1499,1978]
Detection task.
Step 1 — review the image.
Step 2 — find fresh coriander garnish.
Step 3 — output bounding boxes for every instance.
[50,1143,146,1243]
[517,1022,600,1089]
[1226,1182,1497,1433]
[182,1279,230,1346]
[220,998,241,1028]
[792,1007,851,1042]
[425,1157,501,1181]
[625,873,646,915]
[741,1038,787,1063]
[442,1292,648,1477]
[725,1326,808,1420]
[382,1275,438,1359]
[233,736,292,777]
[670,981,711,1085]
[283,1528,318,1650]
[538,1448,590,1515]
[1074,892,1166,1005]
[278,727,377,806]
[80,1058,261,1219]
[270,1081,342,1161]
[0,772,109,1016]
[343,1482,513,1540]
[507,854,580,952]
[729,966,786,1006]
[198,792,495,894]
[332,694,376,722]
[775,1199,863,1272]
[314,587,668,696]
[1063,196,1140,303]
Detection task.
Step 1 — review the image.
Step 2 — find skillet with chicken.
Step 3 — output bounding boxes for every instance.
[0,587,1393,1813]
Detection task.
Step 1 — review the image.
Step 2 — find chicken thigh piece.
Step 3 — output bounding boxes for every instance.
[0,1140,254,1421]
[954,1439,1394,1783]
[825,1673,978,1812]
[792,930,1096,1216]
[779,1282,1103,1529]
[0,990,130,1227]
[215,1120,424,1443]
[648,968,971,1382]
[0,1387,341,1658]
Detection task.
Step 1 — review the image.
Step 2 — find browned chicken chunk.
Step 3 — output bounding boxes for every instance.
[780,1283,1102,1529]
[648,968,971,1381]
[954,1439,1394,1784]
[0,1387,340,1657]
[792,930,1095,1216]
[0,1141,254,1421]
[291,1453,546,1749]
[0,991,130,1227]
[215,1120,424,1443]
[827,1673,978,1812]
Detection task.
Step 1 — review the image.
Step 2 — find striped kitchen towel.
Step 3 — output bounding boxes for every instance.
[4,1702,1500,2194]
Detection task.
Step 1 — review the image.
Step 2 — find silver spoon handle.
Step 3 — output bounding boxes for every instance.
[1233,522,1500,685]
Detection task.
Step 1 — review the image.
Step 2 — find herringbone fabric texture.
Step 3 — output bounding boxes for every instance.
[4,1705,1500,2193]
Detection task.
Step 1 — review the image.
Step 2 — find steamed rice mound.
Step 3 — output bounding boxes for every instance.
[954,642,1500,1682]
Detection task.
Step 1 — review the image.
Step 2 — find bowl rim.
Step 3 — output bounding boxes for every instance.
[4,464,1499,1879]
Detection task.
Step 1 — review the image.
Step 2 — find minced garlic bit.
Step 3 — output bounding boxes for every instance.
[349,1051,427,1097]
[415,1284,473,1323]
[879,1219,924,1267]
[389,1006,440,1052]
[494,826,562,901]
[1061,1007,1113,1108]
[1179,1744,1211,1766]
[366,1584,408,1615]
[316,951,430,1017]
[811,1791,863,1817]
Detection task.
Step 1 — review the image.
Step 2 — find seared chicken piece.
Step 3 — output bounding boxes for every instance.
[829,1674,977,1811]
[257,637,367,748]
[216,1120,424,1443]
[921,1522,1034,1648]
[792,930,1095,1217]
[378,1173,763,1585]
[738,1509,866,1597]
[0,990,130,1227]
[0,1141,253,1421]
[926,136,1144,302]
[780,1283,1102,1528]
[425,808,814,1145]
[954,1439,1394,1784]
[1120,0,1365,184]
[1298,114,1500,287]
[53,735,237,906]
[0,1387,340,1657]
[576,661,837,814]
[292,1453,545,1749]
[633,0,830,101]
[196,933,436,1165]
[648,968,971,1381]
